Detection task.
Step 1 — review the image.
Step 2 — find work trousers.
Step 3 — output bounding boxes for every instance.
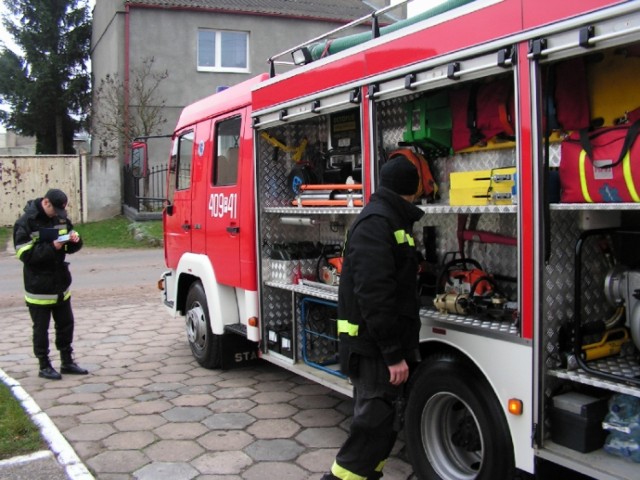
[333,355,402,479]
[28,299,75,360]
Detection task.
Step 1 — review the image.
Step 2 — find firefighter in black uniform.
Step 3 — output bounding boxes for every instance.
[13,189,88,380]
[322,155,425,480]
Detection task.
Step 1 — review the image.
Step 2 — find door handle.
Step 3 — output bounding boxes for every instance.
[226,226,240,234]
[181,223,191,231]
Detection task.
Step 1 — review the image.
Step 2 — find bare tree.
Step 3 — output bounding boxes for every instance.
[93,56,168,157]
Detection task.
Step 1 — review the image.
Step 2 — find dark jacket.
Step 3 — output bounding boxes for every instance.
[338,187,424,367]
[13,198,82,304]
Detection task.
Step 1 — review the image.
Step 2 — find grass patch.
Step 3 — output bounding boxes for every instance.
[75,216,162,248]
[0,383,45,460]
[0,226,10,249]
[2,217,162,250]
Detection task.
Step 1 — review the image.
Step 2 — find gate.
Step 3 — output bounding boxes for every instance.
[123,163,167,214]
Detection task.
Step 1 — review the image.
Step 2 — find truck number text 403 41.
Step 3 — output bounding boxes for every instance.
[209,193,238,219]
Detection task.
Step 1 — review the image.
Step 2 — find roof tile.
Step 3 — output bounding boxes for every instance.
[125,0,377,22]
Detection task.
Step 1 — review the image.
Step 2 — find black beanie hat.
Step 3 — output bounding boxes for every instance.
[380,155,419,196]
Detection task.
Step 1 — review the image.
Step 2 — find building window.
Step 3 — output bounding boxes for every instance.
[198,29,249,72]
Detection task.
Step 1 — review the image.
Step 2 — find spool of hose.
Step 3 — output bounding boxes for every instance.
[287,165,317,194]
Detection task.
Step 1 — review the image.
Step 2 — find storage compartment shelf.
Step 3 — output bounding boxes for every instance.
[264,205,520,215]
[550,203,640,211]
[549,355,640,398]
[264,283,521,339]
[263,206,362,215]
[419,204,517,214]
[538,441,640,480]
[419,307,520,339]
[264,280,339,302]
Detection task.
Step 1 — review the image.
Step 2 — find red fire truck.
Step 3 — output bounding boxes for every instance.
[138,0,640,478]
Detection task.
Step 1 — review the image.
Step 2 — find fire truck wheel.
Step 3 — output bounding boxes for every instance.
[185,281,222,369]
[405,352,514,480]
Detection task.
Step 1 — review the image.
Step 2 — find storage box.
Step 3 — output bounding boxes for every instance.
[449,167,516,206]
[551,392,608,453]
[403,93,452,148]
[449,187,513,206]
[553,392,608,417]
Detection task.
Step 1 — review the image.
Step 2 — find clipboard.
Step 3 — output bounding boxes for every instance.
[39,228,60,242]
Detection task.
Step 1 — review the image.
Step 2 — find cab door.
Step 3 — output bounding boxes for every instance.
[164,130,194,269]
[190,119,213,255]
[205,113,244,286]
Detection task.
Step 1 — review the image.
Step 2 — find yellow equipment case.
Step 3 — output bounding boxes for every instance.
[449,166,516,206]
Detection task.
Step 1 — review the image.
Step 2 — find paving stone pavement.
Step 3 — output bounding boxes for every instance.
[0,291,415,479]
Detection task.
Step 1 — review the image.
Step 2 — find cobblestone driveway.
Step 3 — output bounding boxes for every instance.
[0,291,413,479]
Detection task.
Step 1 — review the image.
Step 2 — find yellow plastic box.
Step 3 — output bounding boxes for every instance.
[449,167,516,206]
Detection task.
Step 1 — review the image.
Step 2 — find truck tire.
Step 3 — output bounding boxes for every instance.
[185,281,222,369]
[405,352,515,480]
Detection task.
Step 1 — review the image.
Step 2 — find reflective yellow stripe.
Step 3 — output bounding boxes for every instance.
[374,459,387,472]
[623,151,640,202]
[331,461,366,480]
[394,229,415,246]
[25,291,71,305]
[25,296,58,306]
[16,241,35,259]
[337,319,358,336]
[578,150,594,203]
[580,150,640,202]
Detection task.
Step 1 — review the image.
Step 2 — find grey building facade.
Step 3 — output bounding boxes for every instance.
[90,0,403,166]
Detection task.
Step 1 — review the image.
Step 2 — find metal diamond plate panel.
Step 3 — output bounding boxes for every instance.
[264,281,338,302]
[261,286,294,355]
[549,142,561,168]
[542,211,640,406]
[550,355,640,397]
[422,308,519,336]
[259,212,357,262]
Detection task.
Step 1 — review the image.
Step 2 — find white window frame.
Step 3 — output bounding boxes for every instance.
[197,29,250,73]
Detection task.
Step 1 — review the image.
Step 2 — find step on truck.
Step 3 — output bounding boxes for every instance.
[137,1,640,478]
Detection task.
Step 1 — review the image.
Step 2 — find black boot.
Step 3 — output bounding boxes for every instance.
[60,352,88,375]
[38,358,62,380]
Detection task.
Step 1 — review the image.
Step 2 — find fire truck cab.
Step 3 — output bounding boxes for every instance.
[147,0,640,478]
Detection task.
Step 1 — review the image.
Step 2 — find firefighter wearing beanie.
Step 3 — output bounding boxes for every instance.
[322,155,425,480]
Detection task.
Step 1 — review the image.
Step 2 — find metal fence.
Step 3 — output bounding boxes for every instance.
[123,163,167,213]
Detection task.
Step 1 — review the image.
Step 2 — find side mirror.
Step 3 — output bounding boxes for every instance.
[130,142,148,178]
[165,202,174,216]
